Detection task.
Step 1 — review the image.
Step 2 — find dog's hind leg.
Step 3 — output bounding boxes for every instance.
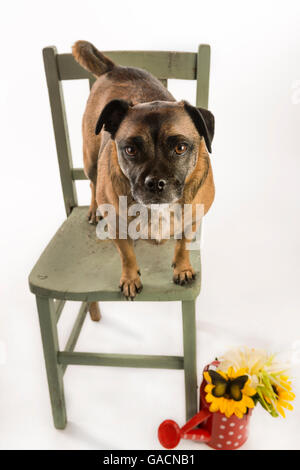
[84,144,100,224]
[88,302,101,322]
[87,181,100,224]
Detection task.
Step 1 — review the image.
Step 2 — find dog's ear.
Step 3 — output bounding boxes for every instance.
[183,101,215,153]
[95,99,132,138]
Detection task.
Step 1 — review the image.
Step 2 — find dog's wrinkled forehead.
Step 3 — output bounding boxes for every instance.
[117,101,198,140]
[95,98,214,153]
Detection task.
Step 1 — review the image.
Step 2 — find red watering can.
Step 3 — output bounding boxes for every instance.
[158,363,252,450]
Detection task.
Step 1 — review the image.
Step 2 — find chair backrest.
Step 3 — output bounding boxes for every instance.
[43,45,211,215]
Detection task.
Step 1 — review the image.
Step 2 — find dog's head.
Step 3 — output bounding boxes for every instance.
[95,100,214,205]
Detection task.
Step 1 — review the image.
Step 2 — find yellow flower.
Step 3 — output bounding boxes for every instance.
[214,347,295,418]
[204,368,256,419]
[265,375,295,418]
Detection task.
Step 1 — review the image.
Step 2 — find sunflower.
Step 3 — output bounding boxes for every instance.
[262,374,295,418]
[204,367,256,419]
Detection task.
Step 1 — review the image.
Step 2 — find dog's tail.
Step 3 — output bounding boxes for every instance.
[72,40,115,77]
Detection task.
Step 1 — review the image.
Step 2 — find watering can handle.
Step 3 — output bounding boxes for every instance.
[203,360,220,372]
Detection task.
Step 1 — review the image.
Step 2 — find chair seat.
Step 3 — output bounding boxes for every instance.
[29,206,201,301]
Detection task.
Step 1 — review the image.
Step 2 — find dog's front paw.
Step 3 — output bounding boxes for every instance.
[172,263,196,286]
[119,270,143,300]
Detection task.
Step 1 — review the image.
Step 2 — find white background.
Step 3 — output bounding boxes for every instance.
[0,0,300,450]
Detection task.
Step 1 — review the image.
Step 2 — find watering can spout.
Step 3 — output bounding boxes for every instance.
[158,409,211,449]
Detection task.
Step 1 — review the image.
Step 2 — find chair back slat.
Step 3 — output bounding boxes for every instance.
[43,45,211,214]
[196,45,210,109]
[43,46,78,215]
[56,50,198,81]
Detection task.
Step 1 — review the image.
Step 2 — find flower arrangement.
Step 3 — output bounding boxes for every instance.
[204,347,295,419]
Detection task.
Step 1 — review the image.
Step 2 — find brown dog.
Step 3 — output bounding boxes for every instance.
[72,41,215,299]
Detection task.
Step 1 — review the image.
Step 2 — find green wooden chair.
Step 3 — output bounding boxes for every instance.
[28,45,211,430]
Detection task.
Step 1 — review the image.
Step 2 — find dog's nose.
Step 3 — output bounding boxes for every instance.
[145,176,166,192]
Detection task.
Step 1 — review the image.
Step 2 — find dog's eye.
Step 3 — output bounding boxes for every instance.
[174,143,188,155]
[125,146,137,156]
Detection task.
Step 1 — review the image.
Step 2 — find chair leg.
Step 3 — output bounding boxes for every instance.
[36,295,67,429]
[88,301,101,322]
[182,300,198,421]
